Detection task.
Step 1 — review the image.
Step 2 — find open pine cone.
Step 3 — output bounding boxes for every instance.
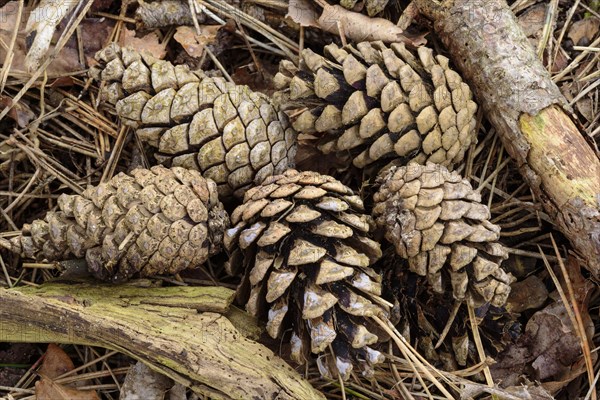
[89,43,297,200]
[384,259,520,371]
[0,166,229,282]
[224,169,388,379]
[274,41,477,174]
[372,162,514,306]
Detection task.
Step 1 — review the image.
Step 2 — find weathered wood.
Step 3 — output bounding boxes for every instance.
[0,283,324,400]
[415,0,600,277]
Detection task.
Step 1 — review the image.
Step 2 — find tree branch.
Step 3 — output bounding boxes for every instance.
[415,0,600,277]
[0,283,324,400]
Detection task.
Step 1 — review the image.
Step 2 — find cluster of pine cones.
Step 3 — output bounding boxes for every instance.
[1,41,516,379]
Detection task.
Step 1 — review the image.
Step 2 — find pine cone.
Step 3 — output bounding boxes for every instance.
[372,162,514,307]
[339,0,389,16]
[90,43,297,200]
[224,169,387,379]
[384,261,520,371]
[1,166,229,282]
[274,41,477,173]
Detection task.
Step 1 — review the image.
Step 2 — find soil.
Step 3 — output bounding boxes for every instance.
[0,343,39,386]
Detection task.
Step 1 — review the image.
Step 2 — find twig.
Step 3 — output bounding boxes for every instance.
[0,0,96,122]
[0,0,24,94]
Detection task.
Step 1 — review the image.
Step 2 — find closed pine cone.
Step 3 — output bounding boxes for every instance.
[372,162,515,307]
[274,41,477,173]
[0,166,229,282]
[89,43,297,200]
[224,169,387,379]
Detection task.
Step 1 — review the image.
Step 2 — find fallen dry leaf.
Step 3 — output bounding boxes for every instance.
[563,256,596,307]
[491,259,596,399]
[568,17,600,46]
[38,344,75,380]
[120,361,173,400]
[576,98,593,122]
[118,28,167,59]
[174,25,219,58]
[317,5,427,45]
[0,1,113,76]
[0,95,35,128]
[491,300,582,388]
[517,3,546,41]
[286,0,320,28]
[35,377,99,400]
[79,18,115,55]
[507,275,548,313]
[516,4,579,73]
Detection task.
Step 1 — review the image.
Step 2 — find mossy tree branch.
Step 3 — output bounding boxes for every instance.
[415,0,600,278]
[0,283,324,400]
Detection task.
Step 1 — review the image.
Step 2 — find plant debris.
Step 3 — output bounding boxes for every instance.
[0,0,598,399]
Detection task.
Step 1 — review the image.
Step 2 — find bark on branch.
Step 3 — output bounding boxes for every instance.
[0,283,324,400]
[415,0,600,277]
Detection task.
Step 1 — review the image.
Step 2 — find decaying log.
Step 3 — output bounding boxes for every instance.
[415,0,600,278]
[0,283,324,400]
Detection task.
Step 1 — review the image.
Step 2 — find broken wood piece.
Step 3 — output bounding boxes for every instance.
[0,283,324,400]
[415,0,600,278]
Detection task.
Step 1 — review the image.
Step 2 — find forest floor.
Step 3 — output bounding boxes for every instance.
[0,0,599,399]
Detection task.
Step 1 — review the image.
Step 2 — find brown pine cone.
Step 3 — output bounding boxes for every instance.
[274,41,477,174]
[224,169,387,379]
[384,261,520,371]
[372,162,514,307]
[89,43,297,200]
[0,166,229,282]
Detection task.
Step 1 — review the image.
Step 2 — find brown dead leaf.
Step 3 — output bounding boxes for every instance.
[526,301,581,380]
[550,50,568,74]
[174,26,219,58]
[517,4,547,40]
[562,256,595,307]
[576,98,593,123]
[317,5,426,46]
[120,361,173,400]
[118,28,167,59]
[0,95,35,128]
[568,17,600,46]
[39,344,75,380]
[490,301,582,386]
[286,0,320,28]
[35,377,99,400]
[0,2,113,76]
[507,275,548,313]
[79,18,115,56]
[491,296,594,393]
